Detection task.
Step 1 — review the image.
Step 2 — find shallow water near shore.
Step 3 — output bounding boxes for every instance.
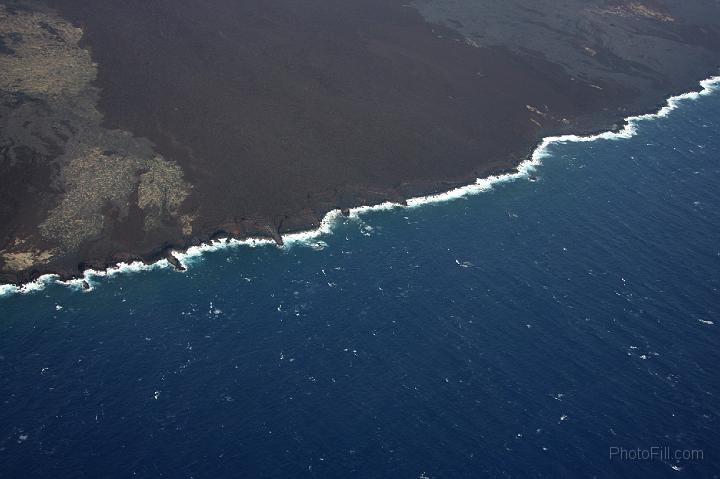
[1,83,720,477]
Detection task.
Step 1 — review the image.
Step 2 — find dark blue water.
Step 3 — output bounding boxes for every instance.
[2,85,720,478]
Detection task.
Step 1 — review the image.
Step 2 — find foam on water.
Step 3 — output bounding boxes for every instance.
[0,273,60,296]
[60,259,173,291]
[1,76,718,297]
[173,237,275,269]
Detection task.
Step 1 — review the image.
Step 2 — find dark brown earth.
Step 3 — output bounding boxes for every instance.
[1,0,719,284]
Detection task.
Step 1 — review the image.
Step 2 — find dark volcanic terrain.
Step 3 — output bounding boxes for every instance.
[1,0,719,283]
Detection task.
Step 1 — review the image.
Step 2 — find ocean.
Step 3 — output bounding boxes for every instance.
[1,79,719,478]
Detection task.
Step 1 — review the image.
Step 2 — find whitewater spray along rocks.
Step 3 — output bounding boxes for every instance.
[1,76,718,297]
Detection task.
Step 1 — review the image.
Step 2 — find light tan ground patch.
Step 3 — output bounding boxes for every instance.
[178,215,196,236]
[39,147,140,249]
[40,145,191,249]
[1,5,194,261]
[1,248,55,271]
[138,158,191,231]
[596,3,675,22]
[0,4,96,97]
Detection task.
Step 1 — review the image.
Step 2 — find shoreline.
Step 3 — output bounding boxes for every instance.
[2,75,718,298]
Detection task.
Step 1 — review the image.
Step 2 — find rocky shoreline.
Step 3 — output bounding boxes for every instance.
[0,90,701,289]
[1,0,719,286]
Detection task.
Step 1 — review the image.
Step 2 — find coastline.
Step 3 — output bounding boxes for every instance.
[2,74,718,298]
